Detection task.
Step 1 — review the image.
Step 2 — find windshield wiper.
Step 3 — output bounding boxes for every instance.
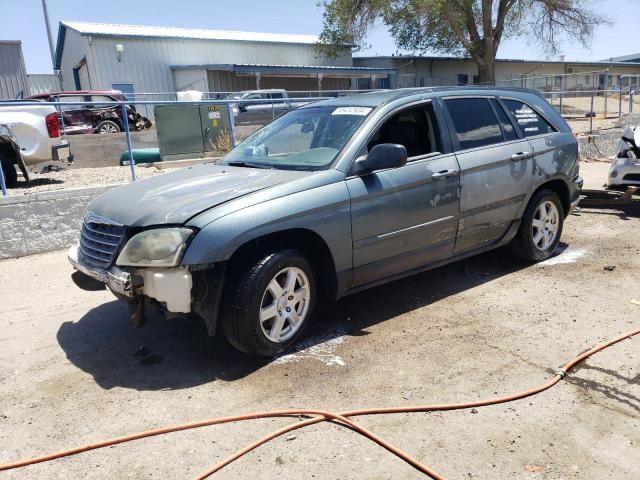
[226,160,272,169]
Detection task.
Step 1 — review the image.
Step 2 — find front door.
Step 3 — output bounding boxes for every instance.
[347,101,460,287]
[441,97,533,252]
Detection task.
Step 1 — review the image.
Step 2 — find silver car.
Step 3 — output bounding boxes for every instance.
[69,87,582,356]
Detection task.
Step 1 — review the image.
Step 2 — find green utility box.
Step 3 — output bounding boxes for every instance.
[154,104,233,160]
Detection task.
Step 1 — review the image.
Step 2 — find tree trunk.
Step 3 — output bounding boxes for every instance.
[477,60,496,85]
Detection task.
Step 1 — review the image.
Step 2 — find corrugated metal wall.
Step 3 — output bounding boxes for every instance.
[59,29,91,90]
[0,41,29,99]
[207,70,257,92]
[27,74,61,95]
[59,29,353,94]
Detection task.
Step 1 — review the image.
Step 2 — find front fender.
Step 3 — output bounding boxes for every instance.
[181,180,353,274]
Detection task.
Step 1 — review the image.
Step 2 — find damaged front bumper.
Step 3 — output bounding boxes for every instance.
[67,244,192,313]
[68,244,134,296]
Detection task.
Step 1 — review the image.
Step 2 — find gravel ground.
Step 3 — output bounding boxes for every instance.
[7,165,173,196]
[0,162,638,479]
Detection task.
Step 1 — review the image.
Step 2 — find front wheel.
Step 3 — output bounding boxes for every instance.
[509,189,564,262]
[222,250,316,357]
[0,153,18,188]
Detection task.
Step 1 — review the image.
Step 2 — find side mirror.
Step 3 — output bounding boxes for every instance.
[355,143,407,174]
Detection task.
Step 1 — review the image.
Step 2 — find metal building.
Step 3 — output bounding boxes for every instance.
[0,41,29,99]
[355,55,640,90]
[54,21,393,95]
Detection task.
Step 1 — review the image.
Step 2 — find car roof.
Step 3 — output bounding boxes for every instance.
[27,90,123,98]
[304,86,543,108]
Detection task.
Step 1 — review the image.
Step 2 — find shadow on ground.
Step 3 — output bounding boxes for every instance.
[57,246,544,391]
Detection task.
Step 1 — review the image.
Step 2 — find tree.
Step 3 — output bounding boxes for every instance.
[317,0,607,84]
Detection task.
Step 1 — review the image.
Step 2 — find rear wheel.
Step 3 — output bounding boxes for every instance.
[0,152,18,188]
[96,120,121,134]
[222,250,315,357]
[510,189,564,262]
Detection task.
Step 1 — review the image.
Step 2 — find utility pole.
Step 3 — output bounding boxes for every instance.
[41,0,56,71]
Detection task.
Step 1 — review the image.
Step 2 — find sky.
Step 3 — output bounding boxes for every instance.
[1,0,638,74]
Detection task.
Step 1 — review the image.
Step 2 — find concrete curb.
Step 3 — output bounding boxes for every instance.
[0,184,117,259]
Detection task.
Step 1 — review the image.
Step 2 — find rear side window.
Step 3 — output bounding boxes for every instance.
[444,98,504,150]
[503,99,556,137]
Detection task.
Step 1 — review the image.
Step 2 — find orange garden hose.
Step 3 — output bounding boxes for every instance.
[1,325,639,480]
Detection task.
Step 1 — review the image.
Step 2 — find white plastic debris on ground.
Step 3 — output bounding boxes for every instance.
[537,248,588,266]
[271,331,346,367]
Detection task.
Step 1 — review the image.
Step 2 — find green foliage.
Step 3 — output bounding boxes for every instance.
[317,0,607,81]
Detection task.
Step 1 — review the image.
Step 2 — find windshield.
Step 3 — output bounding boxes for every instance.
[223,105,372,170]
[226,93,244,100]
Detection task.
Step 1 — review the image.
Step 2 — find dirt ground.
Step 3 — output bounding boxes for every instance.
[0,161,638,479]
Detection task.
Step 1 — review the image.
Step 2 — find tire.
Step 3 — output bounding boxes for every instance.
[509,189,564,262]
[222,250,316,357]
[96,120,122,134]
[0,153,18,188]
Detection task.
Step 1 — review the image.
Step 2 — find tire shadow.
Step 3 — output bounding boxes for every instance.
[57,246,548,391]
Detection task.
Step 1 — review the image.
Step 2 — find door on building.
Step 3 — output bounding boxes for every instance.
[73,59,90,90]
[112,83,135,98]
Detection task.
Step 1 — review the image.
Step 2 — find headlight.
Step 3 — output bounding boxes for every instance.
[116,228,193,267]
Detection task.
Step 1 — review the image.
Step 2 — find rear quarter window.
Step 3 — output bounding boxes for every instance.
[503,99,556,137]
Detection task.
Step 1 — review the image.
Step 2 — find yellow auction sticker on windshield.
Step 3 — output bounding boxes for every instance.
[332,107,372,116]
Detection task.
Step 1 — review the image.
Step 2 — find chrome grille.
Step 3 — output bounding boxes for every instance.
[78,214,126,269]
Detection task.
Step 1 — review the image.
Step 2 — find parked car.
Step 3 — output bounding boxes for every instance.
[0,101,71,187]
[69,87,582,357]
[27,90,151,135]
[608,125,640,188]
[226,89,309,125]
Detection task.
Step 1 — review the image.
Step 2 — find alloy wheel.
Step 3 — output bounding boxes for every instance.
[259,267,311,343]
[531,200,559,251]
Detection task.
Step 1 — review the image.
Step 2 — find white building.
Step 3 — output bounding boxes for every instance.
[54,21,393,95]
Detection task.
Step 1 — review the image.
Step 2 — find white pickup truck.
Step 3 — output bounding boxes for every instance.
[0,101,72,188]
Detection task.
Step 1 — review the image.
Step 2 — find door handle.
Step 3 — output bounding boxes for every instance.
[431,169,458,180]
[511,151,531,161]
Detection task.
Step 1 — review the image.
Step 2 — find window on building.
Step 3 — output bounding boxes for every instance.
[367,102,441,158]
[457,74,469,86]
[502,99,557,137]
[473,75,481,85]
[444,98,504,150]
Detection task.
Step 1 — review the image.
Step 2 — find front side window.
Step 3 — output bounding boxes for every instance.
[223,105,371,170]
[367,103,441,158]
[444,98,503,150]
[503,99,556,137]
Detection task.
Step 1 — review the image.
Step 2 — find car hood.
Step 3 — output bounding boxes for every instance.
[88,163,310,226]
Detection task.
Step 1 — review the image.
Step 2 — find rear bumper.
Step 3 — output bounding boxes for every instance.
[68,244,133,297]
[52,141,72,162]
[570,175,584,211]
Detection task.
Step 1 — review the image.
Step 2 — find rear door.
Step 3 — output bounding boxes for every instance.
[441,96,533,253]
[56,95,90,134]
[239,93,270,125]
[269,92,289,120]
